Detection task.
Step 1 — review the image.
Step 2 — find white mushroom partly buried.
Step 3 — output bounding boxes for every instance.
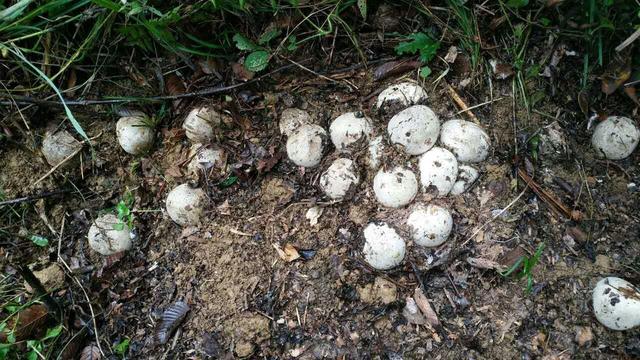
[279,108,311,136]
[187,144,225,174]
[183,107,224,143]
[41,129,82,167]
[373,166,418,208]
[388,105,440,155]
[116,113,154,155]
[329,112,373,151]
[407,204,453,247]
[286,124,327,168]
[362,222,406,270]
[166,184,207,226]
[450,165,480,195]
[319,158,360,200]
[87,214,132,255]
[591,116,640,160]
[592,277,640,330]
[440,119,490,163]
[418,147,458,196]
[376,82,427,109]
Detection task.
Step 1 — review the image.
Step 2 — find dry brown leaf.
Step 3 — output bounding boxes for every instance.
[0,304,48,342]
[273,243,300,262]
[79,344,101,360]
[232,62,255,81]
[624,86,639,105]
[601,66,631,95]
[467,257,504,271]
[413,288,440,327]
[373,60,421,81]
[164,73,186,96]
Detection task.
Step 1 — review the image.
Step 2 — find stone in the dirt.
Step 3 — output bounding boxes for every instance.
[358,277,397,304]
[439,119,490,163]
[575,326,593,347]
[388,105,440,155]
[362,222,406,270]
[329,112,373,151]
[235,341,255,358]
[24,263,65,293]
[319,158,360,200]
[280,108,311,136]
[418,147,458,196]
[373,166,418,208]
[41,129,82,167]
[407,204,453,247]
[594,254,611,270]
[166,183,206,226]
[87,214,132,255]
[592,277,640,330]
[591,116,640,160]
[116,113,154,155]
[286,124,327,168]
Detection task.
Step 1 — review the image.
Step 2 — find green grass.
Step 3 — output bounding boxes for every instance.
[444,0,481,72]
[500,242,545,294]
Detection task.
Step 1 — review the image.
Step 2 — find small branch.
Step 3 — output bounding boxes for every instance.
[615,28,640,52]
[446,83,481,124]
[0,189,70,206]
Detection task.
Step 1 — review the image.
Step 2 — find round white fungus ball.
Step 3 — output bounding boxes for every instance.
[592,277,640,330]
[407,205,453,247]
[319,158,360,200]
[362,222,406,270]
[116,114,154,155]
[182,107,224,143]
[388,105,440,155]
[450,165,480,195]
[187,144,224,174]
[418,147,458,196]
[591,116,640,160]
[42,129,82,167]
[373,167,418,208]
[166,184,207,226]
[286,124,327,168]
[279,108,311,136]
[440,119,490,163]
[87,214,132,255]
[367,136,385,170]
[329,112,373,151]
[376,82,427,109]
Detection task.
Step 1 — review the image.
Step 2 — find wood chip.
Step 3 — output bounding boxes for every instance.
[413,288,440,327]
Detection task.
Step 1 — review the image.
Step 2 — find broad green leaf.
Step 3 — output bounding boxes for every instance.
[419,66,432,78]
[30,235,49,247]
[258,28,281,45]
[43,324,63,340]
[0,0,34,22]
[357,0,367,19]
[233,33,258,51]
[244,51,270,72]
[394,32,440,63]
[286,35,298,51]
[220,175,238,188]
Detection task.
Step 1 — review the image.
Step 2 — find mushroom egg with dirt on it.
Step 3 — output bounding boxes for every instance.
[87,214,132,255]
[591,116,640,160]
[319,158,360,200]
[166,183,207,226]
[286,124,328,168]
[182,106,226,143]
[362,222,406,270]
[592,277,640,330]
[116,112,155,155]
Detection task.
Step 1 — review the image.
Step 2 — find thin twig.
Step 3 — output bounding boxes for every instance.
[0,189,70,206]
[454,97,505,115]
[446,83,480,124]
[615,28,640,52]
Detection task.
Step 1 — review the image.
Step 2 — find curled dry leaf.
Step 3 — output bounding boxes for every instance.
[0,304,48,342]
[601,64,631,95]
[373,60,421,81]
[156,301,190,345]
[273,243,300,262]
[413,287,440,327]
[80,344,101,360]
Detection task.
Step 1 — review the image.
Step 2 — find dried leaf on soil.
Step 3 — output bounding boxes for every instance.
[274,243,301,262]
[156,301,190,345]
[79,344,101,360]
[373,60,421,81]
[0,304,48,342]
[413,287,440,327]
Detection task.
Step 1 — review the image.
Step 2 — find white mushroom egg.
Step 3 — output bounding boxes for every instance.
[373,167,418,208]
[418,147,458,196]
[183,107,224,143]
[286,124,327,168]
[591,116,640,160]
[87,214,132,255]
[41,129,82,167]
[319,158,359,200]
[116,114,154,155]
[166,183,207,226]
[450,165,480,195]
[388,105,440,155]
[329,112,373,151]
[362,222,406,270]
[376,82,427,109]
[187,144,224,173]
[367,136,385,170]
[440,119,490,163]
[407,205,453,247]
[279,108,311,136]
[592,277,640,330]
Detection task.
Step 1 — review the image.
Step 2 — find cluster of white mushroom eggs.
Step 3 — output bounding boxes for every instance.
[283,81,491,270]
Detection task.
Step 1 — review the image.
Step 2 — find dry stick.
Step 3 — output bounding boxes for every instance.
[0,189,70,206]
[454,97,505,116]
[446,83,481,125]
[615,28,640,52]
[57,215,106,358]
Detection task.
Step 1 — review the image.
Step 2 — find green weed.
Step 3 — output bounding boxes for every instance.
[445,0,481,71]
[114,190,135,231]
[395,32,440,78]
[500,242,545,294]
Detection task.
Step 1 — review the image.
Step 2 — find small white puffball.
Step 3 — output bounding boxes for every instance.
[116,115,154,155]
[166,184,207,226]
[450,165,480,195]
[373,167,418,208]
[319,158,360,200]
[362,222,406,270]
[407,205,453,247]
[591,116,640,160]
[187,144,224,174]
[279,108,311,136]
[329,112,373,151]
[286,124,327,168]
[42,129,82,167]
[376,82,427,108]
[367,136,385,170]
[418,147,458,196]
[182,107,224,143]
[388,105,440,155]
[439,119,490,163]
[87,214,132,255]
[592,277,640,330]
